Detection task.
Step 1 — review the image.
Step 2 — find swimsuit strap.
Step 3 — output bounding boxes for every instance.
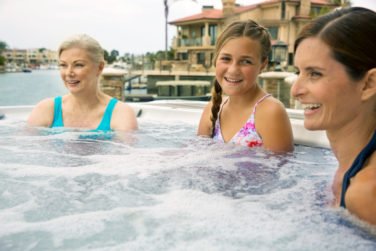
[252,94,272,114]
[96,98,118,131]
[218,97,229,115]
[51,96,64,127]
[219,94,271,116]
[340,130,376,208]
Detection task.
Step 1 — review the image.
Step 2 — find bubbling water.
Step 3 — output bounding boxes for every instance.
[0,119,375,251]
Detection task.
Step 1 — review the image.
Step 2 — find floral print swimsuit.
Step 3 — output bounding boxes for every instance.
[213,94,271,148]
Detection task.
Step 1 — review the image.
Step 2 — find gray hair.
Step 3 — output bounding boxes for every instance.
[58,34,104,64]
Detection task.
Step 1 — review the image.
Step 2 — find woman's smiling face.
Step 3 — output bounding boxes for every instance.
[59,47,102,93]
[291,37,363,131]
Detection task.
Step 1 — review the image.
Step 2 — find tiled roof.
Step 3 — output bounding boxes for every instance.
[311,0,335,4]
[257,0,335,6]
[169,9,223,24]
[170,0,336,24]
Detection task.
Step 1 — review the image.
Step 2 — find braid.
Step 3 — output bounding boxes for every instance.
[207,19,271,137]
[210,79,222,137]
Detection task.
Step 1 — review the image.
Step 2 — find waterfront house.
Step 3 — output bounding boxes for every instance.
[168,0,339,72]
[1,48,58,69]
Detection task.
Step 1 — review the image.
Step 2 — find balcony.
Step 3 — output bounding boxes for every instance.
[178,37,203,47]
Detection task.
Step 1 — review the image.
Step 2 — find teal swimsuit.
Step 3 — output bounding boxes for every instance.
[51,96,118,131]
[340,130,376,208]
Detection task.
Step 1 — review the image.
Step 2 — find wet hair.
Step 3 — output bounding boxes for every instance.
[294,7,376,81]
[58,34,105,64]
[209,20,271,137]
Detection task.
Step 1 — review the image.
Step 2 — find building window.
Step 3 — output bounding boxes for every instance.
[200,26,205,37]
[209,24,217,45]
[179,52,188,60]
[311,7,322,17]
[267,27,279,40]
[281,0,286,19]
[197,52,205,65]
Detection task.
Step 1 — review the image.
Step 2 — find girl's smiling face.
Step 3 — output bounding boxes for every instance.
[215,37,266,97]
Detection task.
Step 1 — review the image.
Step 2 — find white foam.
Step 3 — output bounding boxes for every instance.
[0,119,374,250]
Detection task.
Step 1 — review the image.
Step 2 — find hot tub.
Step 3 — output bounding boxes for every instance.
[0,101,374,250]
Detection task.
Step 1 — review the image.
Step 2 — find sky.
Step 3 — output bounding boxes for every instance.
[0,0,375,55]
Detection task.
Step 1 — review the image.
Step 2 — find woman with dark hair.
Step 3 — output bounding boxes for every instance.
[291,7,376,225]
[197,20,293,152]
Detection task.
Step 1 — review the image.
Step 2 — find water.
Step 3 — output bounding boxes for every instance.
[0,117,375,250]
[0,72,375,250]
[0,70,67,106]
[0,70,146,107]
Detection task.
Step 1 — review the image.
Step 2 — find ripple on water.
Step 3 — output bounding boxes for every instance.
[0,119,375,250]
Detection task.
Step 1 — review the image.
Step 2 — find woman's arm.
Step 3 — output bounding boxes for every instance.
[345,158,376,225]
[111,102,138,131]
[27,98,55,127]
[256,98,294,153]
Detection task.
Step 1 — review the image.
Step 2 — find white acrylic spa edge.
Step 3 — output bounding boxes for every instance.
[0,100,329,148]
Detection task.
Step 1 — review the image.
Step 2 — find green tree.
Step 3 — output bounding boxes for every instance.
[110,50,119,59]
[167,47,175,60]
[0,40,8,66]
[0,41,8,51]
[120,52,131,63]
[311,0,350,18]
[145,52,156,65]
[331,0,352,6]
[104,49,119,64]
[104,49,113,64]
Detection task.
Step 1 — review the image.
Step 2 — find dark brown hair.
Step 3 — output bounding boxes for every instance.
[294,7,376,81]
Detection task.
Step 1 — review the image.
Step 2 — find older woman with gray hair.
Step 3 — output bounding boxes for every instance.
[28,34,137,131]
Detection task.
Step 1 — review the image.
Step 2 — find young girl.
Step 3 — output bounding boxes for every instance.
[197,20,293,153]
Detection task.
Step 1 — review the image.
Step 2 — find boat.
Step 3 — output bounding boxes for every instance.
[22,68,32,73]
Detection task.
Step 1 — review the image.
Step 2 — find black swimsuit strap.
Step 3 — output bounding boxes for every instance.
[340,130,376,208]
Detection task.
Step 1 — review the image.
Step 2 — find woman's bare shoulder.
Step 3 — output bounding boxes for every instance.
[27,97,55,126]
[111,100,138,131]
[36,97,55,108]
[114,100,135,113]
[345,154,376,224]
